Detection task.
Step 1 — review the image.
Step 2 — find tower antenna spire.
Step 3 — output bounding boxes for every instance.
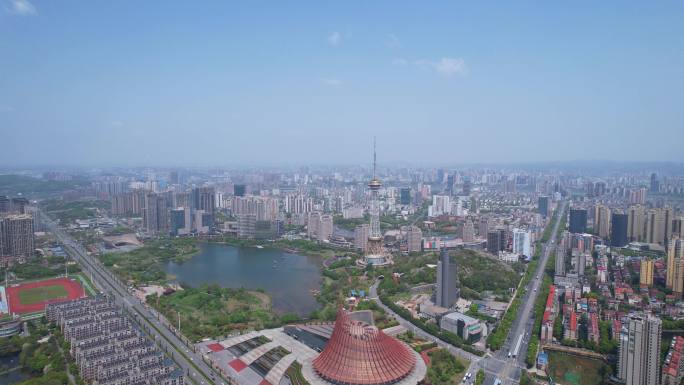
[373,137,377,179]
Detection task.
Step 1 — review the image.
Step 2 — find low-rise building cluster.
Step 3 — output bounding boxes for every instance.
[46,296,184,385]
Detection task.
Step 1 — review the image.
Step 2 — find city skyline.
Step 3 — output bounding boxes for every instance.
[2,1,684,166]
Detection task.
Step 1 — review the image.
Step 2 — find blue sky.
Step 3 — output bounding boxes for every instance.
[1,1,683,166]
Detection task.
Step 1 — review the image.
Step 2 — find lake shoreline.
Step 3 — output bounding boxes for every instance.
[162,242,323,315]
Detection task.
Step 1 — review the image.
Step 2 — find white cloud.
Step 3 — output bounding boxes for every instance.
[414,57,468,77]
[5,0,36,15]
[328,31,341,46]
[431,58,468,77]
[386,34,401,48]
[320,78,342,86]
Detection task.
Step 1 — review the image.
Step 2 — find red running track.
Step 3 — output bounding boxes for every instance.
[6,277,84,314]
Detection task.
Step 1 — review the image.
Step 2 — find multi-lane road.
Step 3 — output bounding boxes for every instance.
[42,215,225,385]
[477,200,567,385]
[371,201,566,385]
[44,199,564,385]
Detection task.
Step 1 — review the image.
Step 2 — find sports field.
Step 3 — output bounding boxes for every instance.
[6,277,84,314]
[547,351,605,385]
[18,285,68,305]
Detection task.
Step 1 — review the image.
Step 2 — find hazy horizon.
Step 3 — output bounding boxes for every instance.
[2,1,683,166]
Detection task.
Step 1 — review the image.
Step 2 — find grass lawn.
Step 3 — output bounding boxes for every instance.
[547,351,605,385]
[18,285,68,305]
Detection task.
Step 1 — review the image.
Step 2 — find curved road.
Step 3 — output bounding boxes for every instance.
[371,201,566,385]
[43,214,226,385]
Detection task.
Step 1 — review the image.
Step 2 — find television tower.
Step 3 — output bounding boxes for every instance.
[365,138,387,265]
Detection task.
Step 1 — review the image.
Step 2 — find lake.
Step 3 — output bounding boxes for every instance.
[0,353,29,385]
[163,243,322,315]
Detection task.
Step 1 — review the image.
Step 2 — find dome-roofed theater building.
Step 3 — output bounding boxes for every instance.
[308,307,426,385]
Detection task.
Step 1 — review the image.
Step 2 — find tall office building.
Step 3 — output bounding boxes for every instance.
[594,204,611,239]
[554,246,565,276]
[143,193,169,235]
[618,313,662,385]
[538,196,549,218]
[487,230,502,255]
[611,212,629,247]
[569,208,588,234]
[192,187,215,226]
[435,249,459,308]
[399,188,411,206]
[233,184,246,197]
[640,259,654,287]
[237,214,256,239]
[512,229,531,258]
[462,220,475,243]
[169,208,191,236]
[650,173,659,193]
[498,228,507,251]
[0,214,35,258]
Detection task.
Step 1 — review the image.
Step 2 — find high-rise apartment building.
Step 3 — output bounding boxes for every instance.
[478,217,489,237]
[429,195,451,217]
[0,214,34,258]
[143,193,168,235]
[538,196,549,218]
[354,224,369,252]
[628,205,646,242]
[667,238,684,296]
[631,187,648,205]
[640,259,654,287]
[111,190,146,216]
[462,220,475,243]
[307,212,333,241]
[435,249,459,308]
[618,313,662,385]
[284,194,314,214]
[569,208,588,234]
[403,225,422,253]
[554,246,565,276]
[462,177,471,196]
[594,204,611,239]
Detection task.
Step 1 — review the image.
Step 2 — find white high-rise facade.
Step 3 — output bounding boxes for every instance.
[512,228,532,258]
[618,313,662,385]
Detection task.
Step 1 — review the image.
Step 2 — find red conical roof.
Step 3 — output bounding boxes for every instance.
[313,308,416,385]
